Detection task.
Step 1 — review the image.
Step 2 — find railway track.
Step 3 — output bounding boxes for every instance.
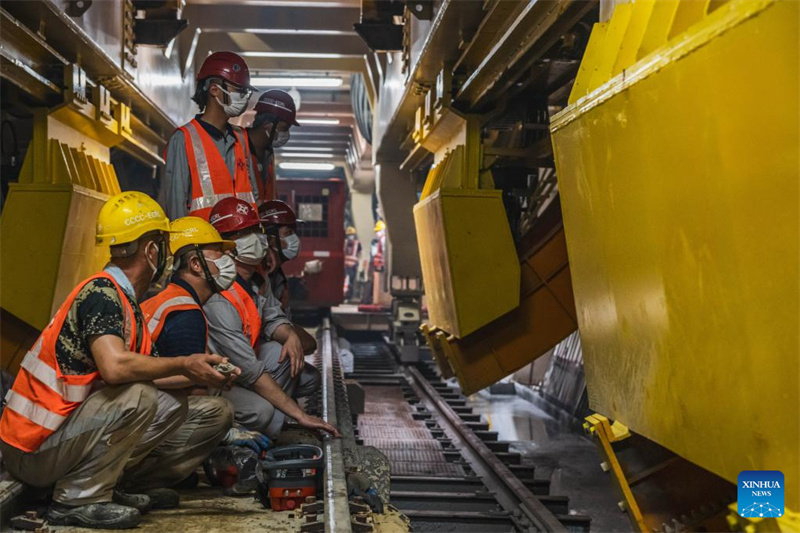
[347,339,593,533]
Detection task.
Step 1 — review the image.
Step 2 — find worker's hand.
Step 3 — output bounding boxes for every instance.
[279,331,305,379]
[182,353,231,389]
[298,413,341,438]
[219,360,241,391]
[223,425,272,455]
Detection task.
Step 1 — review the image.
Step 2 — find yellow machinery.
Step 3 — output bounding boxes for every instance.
[0,109,122,373]
[414,105,578,394]
[414,116,520,339]
[551,0,799,519]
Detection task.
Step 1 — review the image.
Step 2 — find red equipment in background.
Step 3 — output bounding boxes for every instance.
[276,178,346,309]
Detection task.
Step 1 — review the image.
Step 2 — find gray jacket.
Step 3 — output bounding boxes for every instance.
[160,120,259,219]
[204,278,291,388]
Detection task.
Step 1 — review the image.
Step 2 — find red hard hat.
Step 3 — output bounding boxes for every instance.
[196,51,254,90]
[209,197,261,235]
[259,200,301,227]
[254,89,301,127]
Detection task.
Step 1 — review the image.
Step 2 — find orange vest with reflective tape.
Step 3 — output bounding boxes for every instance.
[180,118,256,220]
[221,280,261,348]
[250,149,276,203]
[141,283,207,348]
[0,272,152,453]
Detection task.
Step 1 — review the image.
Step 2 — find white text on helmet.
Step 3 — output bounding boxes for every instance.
[124,211,162,226]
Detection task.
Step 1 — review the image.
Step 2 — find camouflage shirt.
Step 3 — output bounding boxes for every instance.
[54,278,155,376]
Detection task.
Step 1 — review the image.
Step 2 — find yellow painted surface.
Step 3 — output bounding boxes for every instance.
[423,228,577,395]
[1,184,109,329]
[414,188,520,339]
[551,0,799,509]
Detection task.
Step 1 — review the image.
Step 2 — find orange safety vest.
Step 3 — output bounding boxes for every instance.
[249,148,276,203]
[221,280,261,348]
[180,118,257,219]
[141,283,207,348]
[0,272,152,453]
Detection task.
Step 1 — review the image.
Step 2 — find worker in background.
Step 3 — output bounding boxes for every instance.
[246,89,300,202]
[344,226,361,301]
[0,192,235,529]
[205,198,339,439]
[258,200,317,353]
[161,51,258,220]
[141,217,271,456]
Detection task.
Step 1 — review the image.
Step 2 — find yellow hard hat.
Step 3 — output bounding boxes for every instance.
[346,226,357,236]
[96,191,171,246]
[374,220,386,232]
[170,216,236,256]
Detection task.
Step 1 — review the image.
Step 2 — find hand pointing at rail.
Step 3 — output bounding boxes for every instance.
[298,413,341,438]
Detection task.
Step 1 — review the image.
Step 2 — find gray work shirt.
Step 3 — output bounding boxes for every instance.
[204,276,291,388]
[160,116,260,219]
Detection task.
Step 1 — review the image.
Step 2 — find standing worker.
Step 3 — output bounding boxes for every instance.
[141,217,269,455]
[343,226,361,301]
[0,192,235,529]
[205,198,339,439]
[246,89,301,203]
[161,51,259,220]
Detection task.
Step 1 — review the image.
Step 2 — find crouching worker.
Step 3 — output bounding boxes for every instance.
[205,198,339,438]
[0,192,236,529]
[142,217,266,454]
[258,200,316,353]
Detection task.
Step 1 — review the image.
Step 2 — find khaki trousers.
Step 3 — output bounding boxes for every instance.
[0,383,232,505]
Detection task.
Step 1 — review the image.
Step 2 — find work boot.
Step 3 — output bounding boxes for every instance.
[143,488,180,510]
[113,489,151,514]
[47,502,141,529]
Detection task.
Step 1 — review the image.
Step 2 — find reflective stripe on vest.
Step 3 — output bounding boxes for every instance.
[5,390,65,431]
[221,282,261,348]
[0,272,151,453]
[181,120,257,219]
[141,283,205,345]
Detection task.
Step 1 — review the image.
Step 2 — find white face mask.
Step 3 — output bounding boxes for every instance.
[272,130,290,148]
[206,254,236,291]
[214,85,250,118]
[281,233,301,260]
[234,233,266,265]
[146,241,172,284]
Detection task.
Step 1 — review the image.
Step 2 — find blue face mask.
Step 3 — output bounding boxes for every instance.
[281,233,301,260]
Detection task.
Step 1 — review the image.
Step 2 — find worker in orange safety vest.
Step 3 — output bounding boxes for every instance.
[205,198,339,439]
[0,192,236,529]
[245,89,301,203]
[161,51,259,220]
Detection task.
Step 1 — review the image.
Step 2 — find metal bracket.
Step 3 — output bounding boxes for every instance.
[584,415,646,532]
[406,0,433,20]
[65,0,92,17]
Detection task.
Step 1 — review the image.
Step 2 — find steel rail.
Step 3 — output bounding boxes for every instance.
[319,318,353,533]
[406,366,568,532]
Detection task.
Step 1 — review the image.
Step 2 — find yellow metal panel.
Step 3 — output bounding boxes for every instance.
[612,0,656,76]
[414,188,520,338]
[587,2,633,94]
[569,21,610,104]
[668,0,709,40]
[636,0,679,59]
[0,184,108,330]
[551,0,799,509]
[425,227,578,395]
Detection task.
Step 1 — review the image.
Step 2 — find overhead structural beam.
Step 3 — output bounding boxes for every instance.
[199,31,368,56]
[183,4,359,33]
[455,0,597,110]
